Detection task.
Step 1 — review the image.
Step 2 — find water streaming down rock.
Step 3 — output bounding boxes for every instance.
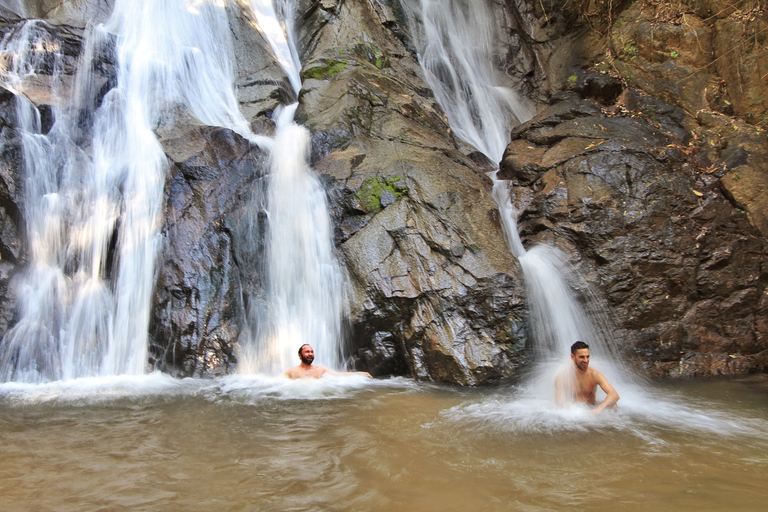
[236,0,346,376]
[0,0,271,383]
[410,0,628,394]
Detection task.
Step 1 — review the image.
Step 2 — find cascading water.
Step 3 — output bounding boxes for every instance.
[236,0,346,376]
[0,0,271,383]
[408,0,628,399]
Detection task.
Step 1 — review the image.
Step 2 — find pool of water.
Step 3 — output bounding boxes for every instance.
[1,373,767,511]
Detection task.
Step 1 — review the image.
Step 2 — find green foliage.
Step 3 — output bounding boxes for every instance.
[621,40,639,57]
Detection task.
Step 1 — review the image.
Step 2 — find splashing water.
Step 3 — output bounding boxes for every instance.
[0,0,271,383]
[409,0,530,161]
[236,0,346,375]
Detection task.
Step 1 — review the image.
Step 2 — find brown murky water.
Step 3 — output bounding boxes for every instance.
[1,374,767,511]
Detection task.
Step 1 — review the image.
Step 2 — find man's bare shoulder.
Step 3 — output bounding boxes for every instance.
[587,367,607,379]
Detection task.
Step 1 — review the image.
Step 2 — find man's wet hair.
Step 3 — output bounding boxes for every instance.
[298,344,311,356]
[571,341,589,354]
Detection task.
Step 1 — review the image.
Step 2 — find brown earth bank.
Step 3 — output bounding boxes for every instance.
[0,0,766,383]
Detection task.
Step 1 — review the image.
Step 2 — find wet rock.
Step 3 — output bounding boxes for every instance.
[228,6,294,119]
[0,17,86,109]
[504,0,602,100]
[0,206,21,262]
[0,88,23,228]
[563,69,624,105]
[499,139,547,185]
[1,0,114,27]
[0,260,15,339]
[0,88,23,346]
[149,127,268,378]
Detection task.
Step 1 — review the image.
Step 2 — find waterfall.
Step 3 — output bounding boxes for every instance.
[0,0,270,383]
[236,0,346,375]
[409,0,626,384]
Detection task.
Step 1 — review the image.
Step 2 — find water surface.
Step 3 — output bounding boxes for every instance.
[1,374,766,511]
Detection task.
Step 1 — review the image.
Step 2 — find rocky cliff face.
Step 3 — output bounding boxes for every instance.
[500,0,768,376]
[0,0,766,383]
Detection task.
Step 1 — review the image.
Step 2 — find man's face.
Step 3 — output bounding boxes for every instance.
[300,345,315,365]
[571,348,590,372]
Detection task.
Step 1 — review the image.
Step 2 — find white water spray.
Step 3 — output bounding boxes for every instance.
[0,0,271,383]
[237,0,346,375]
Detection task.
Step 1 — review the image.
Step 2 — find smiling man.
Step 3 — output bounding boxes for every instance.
[555,341,619,414]
[284,344,372,379]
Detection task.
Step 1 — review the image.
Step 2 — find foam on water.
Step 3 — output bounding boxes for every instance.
[0,372,189,406]
[216,374,414,402]
[0,372,415,407]
[438,384,768,442]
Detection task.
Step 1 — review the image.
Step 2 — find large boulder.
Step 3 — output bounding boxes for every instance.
[296,0,528,384]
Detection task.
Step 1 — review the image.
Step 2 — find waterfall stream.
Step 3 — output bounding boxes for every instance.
[236,0,346,375]
[409,0,630,397]
[0,0,341,383]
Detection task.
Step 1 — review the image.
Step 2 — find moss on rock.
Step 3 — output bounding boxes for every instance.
[302,59,350,80]
[357,176,408,212]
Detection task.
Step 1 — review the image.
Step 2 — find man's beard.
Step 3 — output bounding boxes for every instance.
[300,354,314,365]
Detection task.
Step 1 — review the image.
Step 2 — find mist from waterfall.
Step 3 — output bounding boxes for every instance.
[0,0,271,383]
[409,0,629,396]
[236,0,346,376]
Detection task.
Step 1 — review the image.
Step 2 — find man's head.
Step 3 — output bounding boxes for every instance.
[570,341,589,354]
[298,344,314,365]
[570,341,590,372]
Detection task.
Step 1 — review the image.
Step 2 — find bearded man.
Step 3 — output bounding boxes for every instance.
[284,344,372,379]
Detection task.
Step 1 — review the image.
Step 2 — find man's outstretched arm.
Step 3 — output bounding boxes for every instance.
[326,369,373,378]
[591,371,619,415]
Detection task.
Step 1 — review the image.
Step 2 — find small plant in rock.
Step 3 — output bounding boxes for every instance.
[621,40,639,58]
